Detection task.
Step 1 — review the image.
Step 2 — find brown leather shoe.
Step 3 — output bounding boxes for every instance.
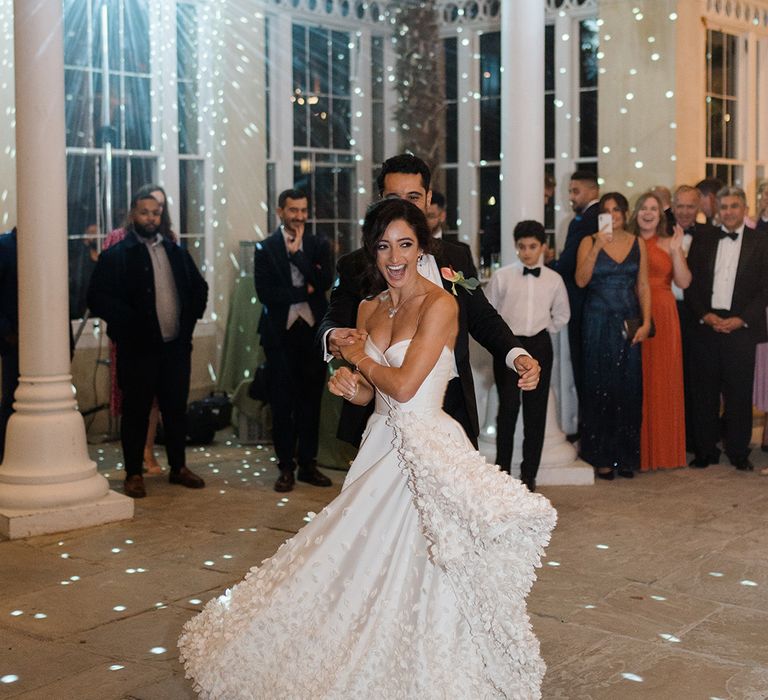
[297,463,332,487]
[169,466,205,489]
[124,474,146,499]
[274,470,295,493]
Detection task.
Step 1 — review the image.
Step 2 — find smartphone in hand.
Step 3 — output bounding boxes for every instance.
[598,212,613,233]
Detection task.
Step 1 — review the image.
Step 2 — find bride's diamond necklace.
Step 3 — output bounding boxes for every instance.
[384,290,419,318]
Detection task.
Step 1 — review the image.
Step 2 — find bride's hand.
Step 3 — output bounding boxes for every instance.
[340,336,368,366]
[328,366,361,402]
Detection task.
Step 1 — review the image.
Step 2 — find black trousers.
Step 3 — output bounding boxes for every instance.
[264,319,326,470]
[117,339,191,477]
[0,349,18,461]
[493,330,553,481]
[689,318,756,463]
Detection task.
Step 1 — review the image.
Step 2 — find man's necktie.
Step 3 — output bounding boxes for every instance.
[523,266,541,277]
[719,231,738,241]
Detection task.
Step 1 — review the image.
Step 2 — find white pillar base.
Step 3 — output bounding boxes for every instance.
[0,375,134,537]
[0,490,134,540]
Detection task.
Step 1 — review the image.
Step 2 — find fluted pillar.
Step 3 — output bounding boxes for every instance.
[0,0,132,538]
[499,0,544,266]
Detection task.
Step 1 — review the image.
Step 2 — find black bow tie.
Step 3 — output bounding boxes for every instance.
[719,231,738,241]
[523,266,541,277]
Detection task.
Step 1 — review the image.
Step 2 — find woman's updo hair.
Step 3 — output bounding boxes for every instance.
[361,198,432,293]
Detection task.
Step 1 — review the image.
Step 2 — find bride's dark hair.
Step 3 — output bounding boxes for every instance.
[361,198,432,295]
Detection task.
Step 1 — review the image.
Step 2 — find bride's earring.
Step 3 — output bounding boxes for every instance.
[418,252,424,266]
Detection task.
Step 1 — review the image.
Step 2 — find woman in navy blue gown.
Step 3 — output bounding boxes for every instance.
[575,192,651,479]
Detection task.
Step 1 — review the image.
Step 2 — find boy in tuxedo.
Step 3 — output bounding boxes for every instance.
[487,221,570,491]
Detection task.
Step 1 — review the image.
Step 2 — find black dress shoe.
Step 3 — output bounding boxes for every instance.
[297,463,332,487]
[689,456,712,468]
[274,470,295,493]
[124,474,146,498]
[733,459,754,471]
[596,469,614,481]
[521,476,536,492]
[617,469,635,479]
[169,466,206,489]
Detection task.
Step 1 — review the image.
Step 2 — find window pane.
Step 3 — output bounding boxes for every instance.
[177,3,198,81]
[331,97,351,150]
[707,96,724,157]
[123,0,150,73]
[708,30,724,95]
[180,159,205,235]
[444,168,458,232]
[579,90,597,158]
[480,32,501,97]
[65,69,92,148]
[331,31,350,96]
[444,37,457,100]
[181,235,205,271]
[480,98,501,161]
[123,76,152,150]
[724,33,738,97]
[545,96,555,160]
[309,98,331,149]
[292,24,307,93]
[579,19,599,88]
[309,27,329,94]
[63,0,91,67]
[479,166,500,259]
[445,102,458,164]
[179,80,198,155]
[724,98,737,159]
[545,24,555,92]
[293,101,308,147]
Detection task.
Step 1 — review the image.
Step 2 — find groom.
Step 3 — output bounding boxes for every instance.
[318,153,540,449]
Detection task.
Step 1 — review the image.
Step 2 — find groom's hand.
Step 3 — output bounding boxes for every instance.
[328,327,368,359]
[514,355,541,391]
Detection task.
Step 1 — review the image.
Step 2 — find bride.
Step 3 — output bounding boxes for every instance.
[178,198,557,699]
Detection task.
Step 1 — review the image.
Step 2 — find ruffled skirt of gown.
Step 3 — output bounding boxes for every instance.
[179,344,557,699]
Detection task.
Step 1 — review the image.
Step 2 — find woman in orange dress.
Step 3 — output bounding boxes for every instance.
[631,191,691,470]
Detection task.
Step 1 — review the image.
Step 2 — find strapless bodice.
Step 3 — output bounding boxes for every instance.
[365,338,457,416]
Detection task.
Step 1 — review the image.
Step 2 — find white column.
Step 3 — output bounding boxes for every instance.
[456,29,480,255]
[269,12,293,193]
[500,0,545,266]
[0,0,132,539]
[352,31,373,218]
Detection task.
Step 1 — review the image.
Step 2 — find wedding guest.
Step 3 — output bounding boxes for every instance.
[685,186,768,471]
[756,180,768,234]
[487,221,569,492]
[630,192,691,471]
[575,193,650,480]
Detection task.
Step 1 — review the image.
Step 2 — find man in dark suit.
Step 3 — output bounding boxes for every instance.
[88,187,209,498]
[551,170,600,407]
[671,185,719,450]
[0,227,18,462]
[317,154,540,449]
[684,186,768,471]
[254,188,334,492]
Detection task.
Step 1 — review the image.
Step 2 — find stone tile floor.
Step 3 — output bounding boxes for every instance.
[1,433,768,699]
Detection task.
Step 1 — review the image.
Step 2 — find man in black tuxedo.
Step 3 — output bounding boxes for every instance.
[551,170,600,406]
[254,189,334,492]
[671,185,719,450]
[684,186,768,471]
[317,154,540,449]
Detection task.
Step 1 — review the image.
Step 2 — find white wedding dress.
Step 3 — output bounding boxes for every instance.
[179,339,557,699]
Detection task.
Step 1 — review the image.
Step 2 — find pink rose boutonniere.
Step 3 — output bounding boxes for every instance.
[440,266,480,296]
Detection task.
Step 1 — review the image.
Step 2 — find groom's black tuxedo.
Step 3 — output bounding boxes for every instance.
[684,225,768,463]
[317,238,522,448]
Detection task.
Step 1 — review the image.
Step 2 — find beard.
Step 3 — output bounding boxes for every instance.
[134,222,158,239]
